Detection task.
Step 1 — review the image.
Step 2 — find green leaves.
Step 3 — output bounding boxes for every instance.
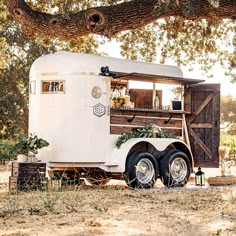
[0,139,16,160]
[118,24,157,62]
[0,0,235,142]
[220,95,236,135]
[116,124,177,148]
[14,134,49,156]
[220,135,236,154]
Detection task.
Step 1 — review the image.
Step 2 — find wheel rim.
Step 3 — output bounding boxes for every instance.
[170,157,187,182]
[135,158,155,184]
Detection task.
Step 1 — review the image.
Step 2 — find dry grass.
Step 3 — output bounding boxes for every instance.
[0,164,236,236]
[0,184,236,235]
[0,163,10,172]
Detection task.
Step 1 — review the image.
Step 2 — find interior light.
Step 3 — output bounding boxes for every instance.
[91,86,102,99]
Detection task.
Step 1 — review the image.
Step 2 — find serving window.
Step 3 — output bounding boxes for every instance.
[41,80,65,94]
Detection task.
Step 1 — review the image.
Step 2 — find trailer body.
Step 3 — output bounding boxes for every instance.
[29,52,220,188]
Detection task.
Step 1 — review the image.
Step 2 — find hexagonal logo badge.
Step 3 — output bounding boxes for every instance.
[93,103,106,117]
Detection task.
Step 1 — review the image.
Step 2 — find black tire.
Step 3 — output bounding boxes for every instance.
[125,151,158,189]
[159,149,191,188]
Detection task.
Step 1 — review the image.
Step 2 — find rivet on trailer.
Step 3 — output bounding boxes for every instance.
[29,52,220,188]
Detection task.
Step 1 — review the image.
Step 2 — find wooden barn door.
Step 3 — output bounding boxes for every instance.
[184,84,220,168]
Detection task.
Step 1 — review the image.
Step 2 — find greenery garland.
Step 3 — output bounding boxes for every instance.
[116,124,177,148]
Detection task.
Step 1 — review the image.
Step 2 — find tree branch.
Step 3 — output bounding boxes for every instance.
[7,0,236,39]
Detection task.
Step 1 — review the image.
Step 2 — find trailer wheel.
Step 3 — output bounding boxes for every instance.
[159,149,191,188]
[125,151,157,189]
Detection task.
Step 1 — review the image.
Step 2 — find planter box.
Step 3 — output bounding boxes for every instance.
[207,176,236,186]
[172,100,182,110]
[9,162,47,192]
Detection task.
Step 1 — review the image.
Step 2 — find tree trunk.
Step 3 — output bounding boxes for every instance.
[7,0,236,39]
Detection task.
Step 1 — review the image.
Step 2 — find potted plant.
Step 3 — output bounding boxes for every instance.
[14,134,49,162]
[170,86,184,110]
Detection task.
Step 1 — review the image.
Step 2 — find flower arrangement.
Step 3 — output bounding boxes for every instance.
[171,86,184,100]
[112,96,126,108]
[218,146,230,176]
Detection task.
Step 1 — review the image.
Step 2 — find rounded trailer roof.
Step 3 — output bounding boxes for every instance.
[30,51,183,78]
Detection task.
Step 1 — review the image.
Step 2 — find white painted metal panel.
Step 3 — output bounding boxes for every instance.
[30,51,183,78]
[29,52,190,169]
[29,74,110,163]
[107,136,194,173]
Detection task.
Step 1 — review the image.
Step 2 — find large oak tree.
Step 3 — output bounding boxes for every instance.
[6,0,236,39]
[4,1,236,77]
[0,0,235,140]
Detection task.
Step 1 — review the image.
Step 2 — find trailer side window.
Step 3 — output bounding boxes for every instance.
[41,80,65,94]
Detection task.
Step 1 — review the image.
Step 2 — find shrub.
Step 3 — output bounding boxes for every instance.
[220,134,236,154]
[0,139,16,161]
[14,133,49,156]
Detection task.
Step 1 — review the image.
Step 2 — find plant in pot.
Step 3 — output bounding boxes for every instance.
[14,134,49,162]
[170,86,184,110]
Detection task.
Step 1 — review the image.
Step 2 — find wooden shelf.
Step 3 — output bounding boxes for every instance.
[110,108,188,136]
[110,107,191,115]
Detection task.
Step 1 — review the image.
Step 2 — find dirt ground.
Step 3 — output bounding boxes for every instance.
[0,165,236,236]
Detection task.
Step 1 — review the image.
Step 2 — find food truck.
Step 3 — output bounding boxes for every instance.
[29,52,220,188]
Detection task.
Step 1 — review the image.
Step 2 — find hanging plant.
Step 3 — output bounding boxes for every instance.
[116,124,177,148]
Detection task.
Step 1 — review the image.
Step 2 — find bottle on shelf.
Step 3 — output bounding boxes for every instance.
[154,96,159,110]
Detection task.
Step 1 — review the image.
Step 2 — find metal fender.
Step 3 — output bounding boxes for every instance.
[109,138,193,173]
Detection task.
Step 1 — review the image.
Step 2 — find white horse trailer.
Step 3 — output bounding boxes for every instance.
[29,52,220,188]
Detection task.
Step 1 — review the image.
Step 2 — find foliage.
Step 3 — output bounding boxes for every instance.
[220,134,236,154]
[221,95,236,134]
[0,1,235,77]
[0,25,99,140]
[116,124,177,148]
[0,139,16,160]
[14,134,49,156]
[117,18,235,79]
[170,86,184,99]
[0,1,235,140]
[0,67,28,139]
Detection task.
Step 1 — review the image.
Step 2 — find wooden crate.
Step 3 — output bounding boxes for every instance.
[9,176,47,192]
[9,162,47,192]
[11,162,46,177]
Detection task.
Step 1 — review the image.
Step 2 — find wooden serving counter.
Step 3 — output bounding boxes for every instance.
[110,108,190,136]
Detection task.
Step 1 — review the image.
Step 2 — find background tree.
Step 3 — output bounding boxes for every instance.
[0,22,55,139]
[0,1,99,140]
[6,0,236,38]
[4,0,236,78]
[221,95,236,135]
[0,0,235,140]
